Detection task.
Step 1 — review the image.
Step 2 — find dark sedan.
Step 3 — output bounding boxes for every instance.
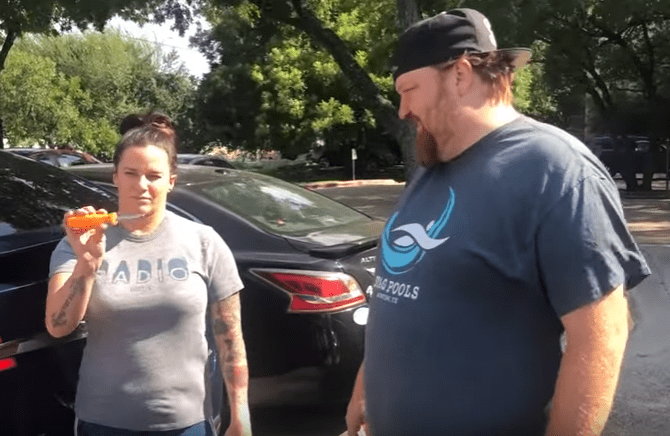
[66,164,381,404]
[177,153,237,169]
[5,147,103,167]
[0,152,228,435]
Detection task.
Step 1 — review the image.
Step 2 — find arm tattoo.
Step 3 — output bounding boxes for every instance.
[211,293,248,386]
[51,277,85,328]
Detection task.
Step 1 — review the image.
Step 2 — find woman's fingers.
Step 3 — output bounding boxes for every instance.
[63,207,109,234]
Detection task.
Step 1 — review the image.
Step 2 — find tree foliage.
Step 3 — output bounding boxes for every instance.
[192,0,550,178]
[0,31,196,157]
[0,0,202,145]
[190,1,399,159]
[462,0,670,134]
[191,0,418,173]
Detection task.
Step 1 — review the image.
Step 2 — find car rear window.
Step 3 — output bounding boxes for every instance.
[192,175,370,235]
[0,152,116,238]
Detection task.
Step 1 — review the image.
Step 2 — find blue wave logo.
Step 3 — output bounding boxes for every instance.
[381,187,455,275]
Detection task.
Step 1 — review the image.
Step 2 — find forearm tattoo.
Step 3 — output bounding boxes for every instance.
[51,277,85,328]
[211,293,248,388]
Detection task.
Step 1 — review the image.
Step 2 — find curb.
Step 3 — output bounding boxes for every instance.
[302,179,405,189]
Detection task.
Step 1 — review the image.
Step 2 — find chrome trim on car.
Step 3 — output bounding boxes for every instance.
[0,322,87,359]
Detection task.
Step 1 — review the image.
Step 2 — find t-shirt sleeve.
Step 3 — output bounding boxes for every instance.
[203,228,244,302]
[536,175,651,317]
[49,237,78,278]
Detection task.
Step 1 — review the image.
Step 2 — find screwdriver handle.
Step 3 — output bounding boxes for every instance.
[66,212,117,230]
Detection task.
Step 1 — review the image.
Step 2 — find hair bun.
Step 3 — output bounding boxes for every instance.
[119,114,144,135]
[119,111,175,135]
[145,112,174,131]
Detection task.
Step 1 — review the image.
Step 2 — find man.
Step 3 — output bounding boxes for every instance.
[345,8,650,436]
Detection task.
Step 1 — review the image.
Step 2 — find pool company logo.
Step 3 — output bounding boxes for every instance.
[381,187,455,275]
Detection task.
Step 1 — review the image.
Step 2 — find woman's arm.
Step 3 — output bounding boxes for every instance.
[211,292,252,436]
[45,208,107,338]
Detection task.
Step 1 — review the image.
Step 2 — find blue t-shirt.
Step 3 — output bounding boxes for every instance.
[364,116,650,436]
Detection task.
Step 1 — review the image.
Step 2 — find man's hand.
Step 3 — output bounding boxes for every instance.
[546,285,629,436]
[346,363,366,436]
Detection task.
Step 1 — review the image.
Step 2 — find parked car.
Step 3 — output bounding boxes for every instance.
[6,147,103,167]
[66,164,380,404]
[2,147,39,157]
[177,153,237,169]
[588,135,670,177]
[0,151,224,435]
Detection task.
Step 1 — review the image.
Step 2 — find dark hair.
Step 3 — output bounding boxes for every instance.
[114,111,178,174]
[435,51,516,105]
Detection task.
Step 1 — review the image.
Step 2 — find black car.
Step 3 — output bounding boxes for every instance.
[589,135,670,177]
[177,153,237,169]
[5,147,103,167]
[0,153,227,435]
[66,164,381,402]
[0,151,115,435]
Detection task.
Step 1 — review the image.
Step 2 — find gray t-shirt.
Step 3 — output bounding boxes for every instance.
[365,116,650,435]
[49,211,243,431]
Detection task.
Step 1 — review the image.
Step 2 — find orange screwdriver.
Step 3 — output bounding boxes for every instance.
[66,212,143,230]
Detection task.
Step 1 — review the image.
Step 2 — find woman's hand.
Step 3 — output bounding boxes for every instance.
[63,207,108,273]
[223,416,252,436]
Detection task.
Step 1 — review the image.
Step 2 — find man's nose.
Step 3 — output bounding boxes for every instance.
[398,96,410,120]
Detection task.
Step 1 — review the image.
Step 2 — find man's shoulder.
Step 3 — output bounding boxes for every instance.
[499,116,603,173]
[504,116,587,153]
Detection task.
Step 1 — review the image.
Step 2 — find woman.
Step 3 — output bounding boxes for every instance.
[46,112,252,436]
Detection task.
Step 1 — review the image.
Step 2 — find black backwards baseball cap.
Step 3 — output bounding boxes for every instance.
[391,8,531,81]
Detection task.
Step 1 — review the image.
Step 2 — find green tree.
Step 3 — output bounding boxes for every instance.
[0,0,198,145]
[192,0,421,178]
[194,0,547,179]
[0,49,115,150]
[467,0,670,189]
[1,32,196,157]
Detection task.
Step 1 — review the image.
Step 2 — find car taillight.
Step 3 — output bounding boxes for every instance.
[0,336,17,372]
[252,269,366,313]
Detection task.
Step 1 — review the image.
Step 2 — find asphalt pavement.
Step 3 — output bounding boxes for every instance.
[311,177,670,436]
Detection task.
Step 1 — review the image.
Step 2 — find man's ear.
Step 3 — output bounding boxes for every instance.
[454,58,474,97]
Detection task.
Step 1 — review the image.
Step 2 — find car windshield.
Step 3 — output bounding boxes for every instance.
[191,175,370,235]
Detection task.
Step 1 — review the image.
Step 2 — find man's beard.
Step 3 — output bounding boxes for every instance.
[415,127,440,167]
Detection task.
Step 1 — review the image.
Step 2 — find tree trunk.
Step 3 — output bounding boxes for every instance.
[0,29,17,73]
[291,0,419,181]
[396,0,419,32]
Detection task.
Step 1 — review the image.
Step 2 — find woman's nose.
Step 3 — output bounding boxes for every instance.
[137,175,150,189]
